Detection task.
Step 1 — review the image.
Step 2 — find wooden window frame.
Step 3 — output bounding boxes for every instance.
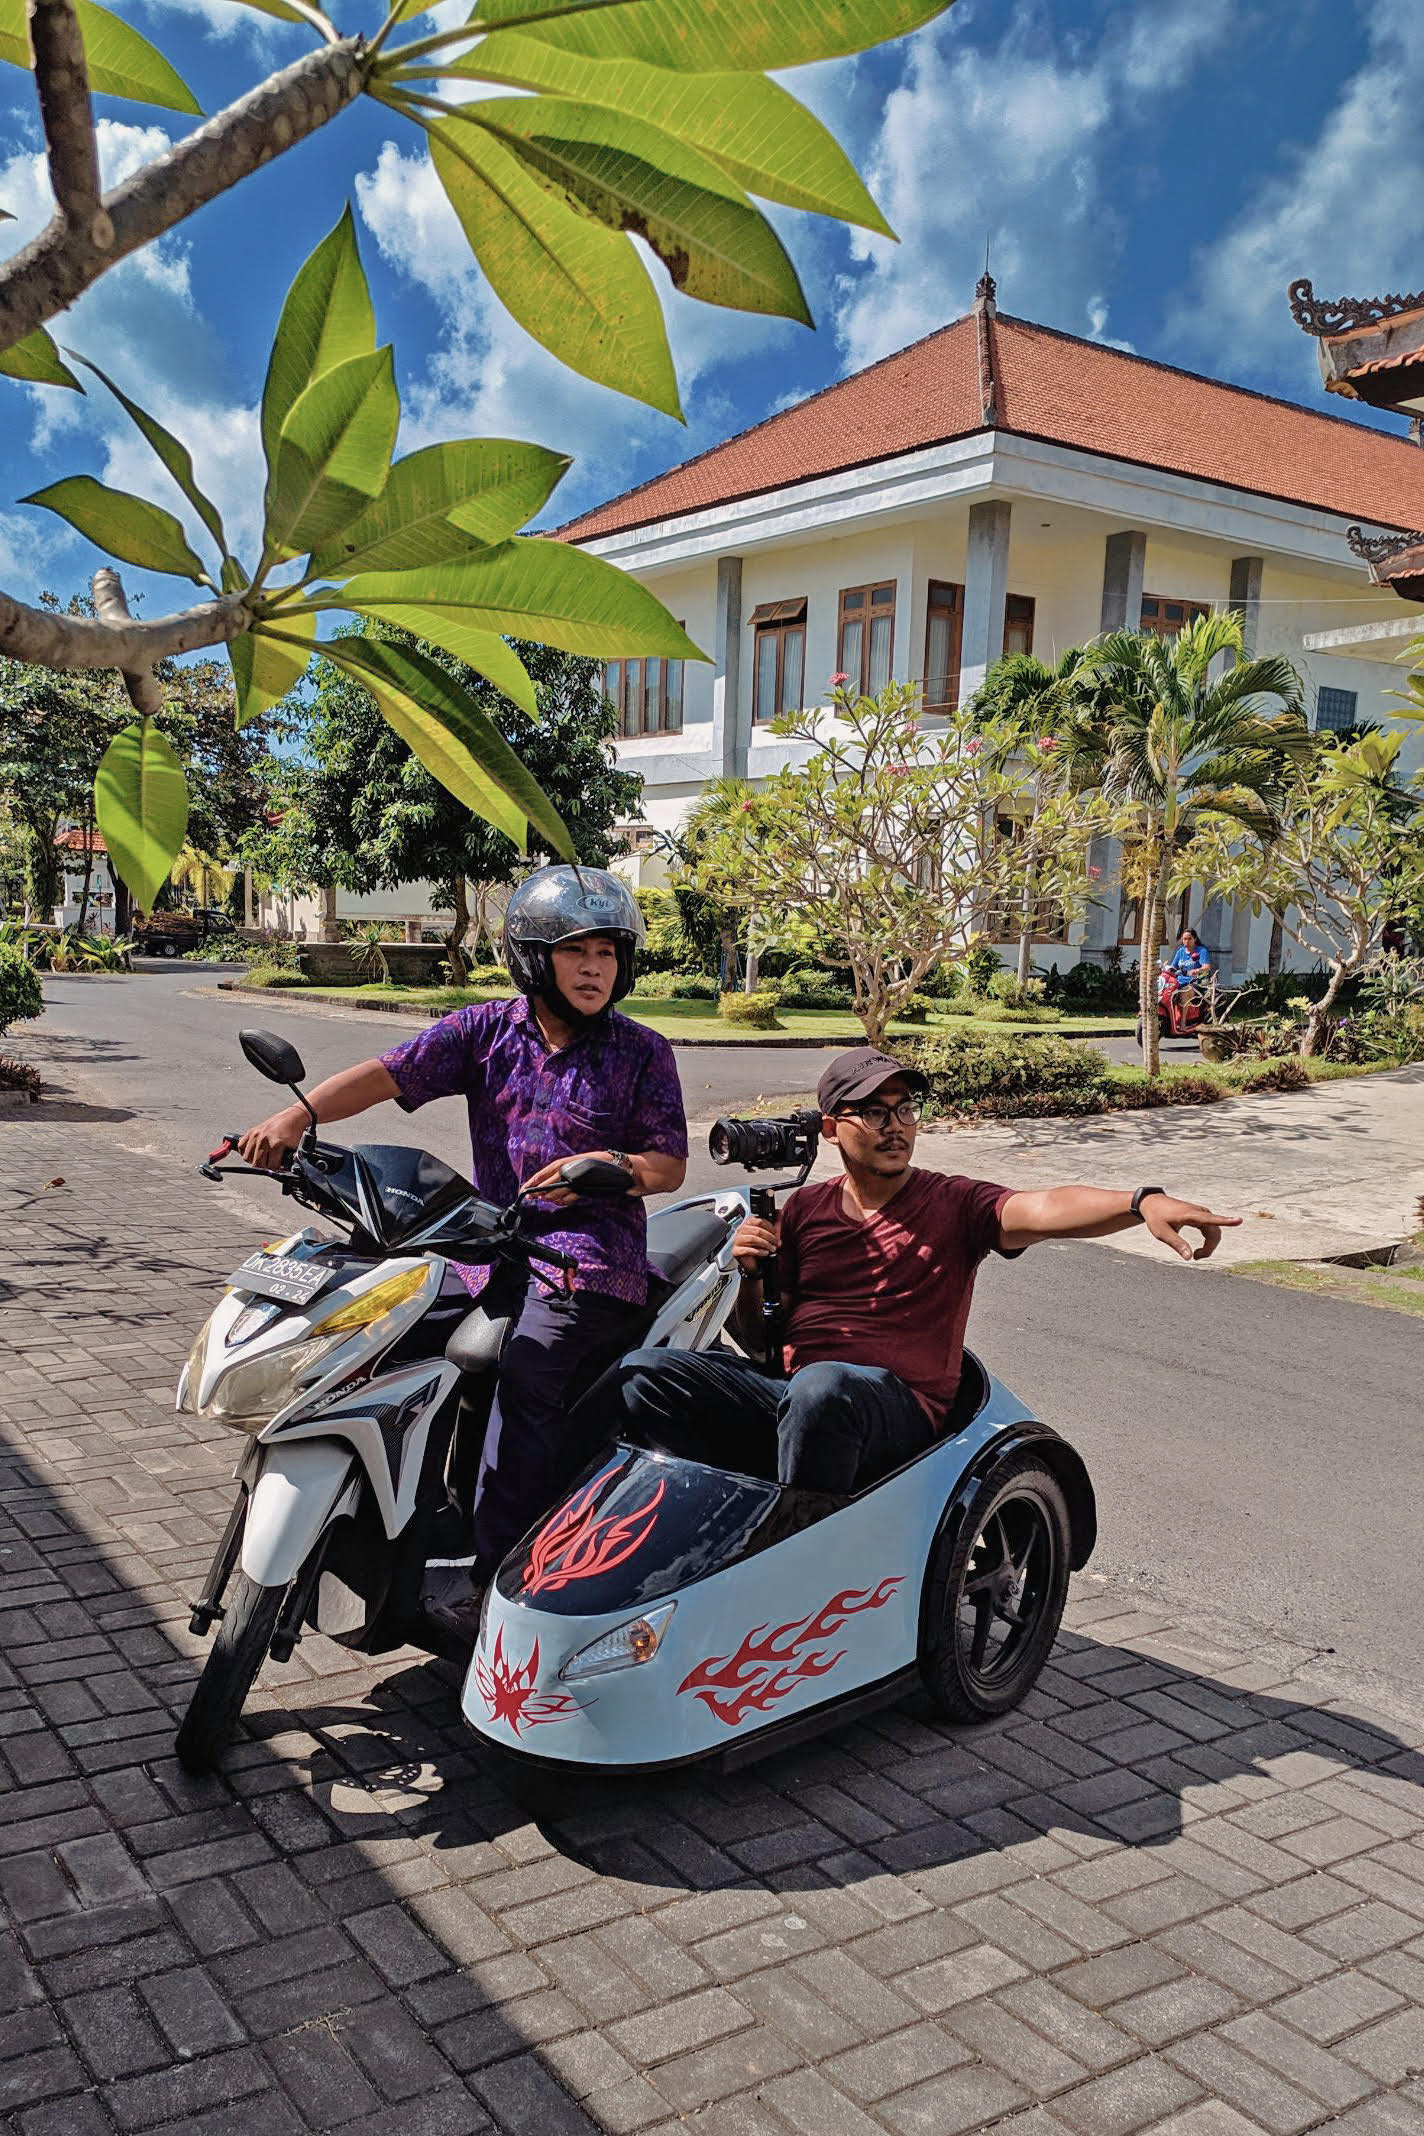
[1139,593,1211,639]
[923,580,964,712]
[604,643,685,739]
[1002,592,1036,658]
[749,598,808,721]
[837,580,897,696]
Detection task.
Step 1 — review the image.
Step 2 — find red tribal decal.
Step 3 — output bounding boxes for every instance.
[474,1626,582,1734]
[520,1464,666,1597]
[677,1578,903,1728]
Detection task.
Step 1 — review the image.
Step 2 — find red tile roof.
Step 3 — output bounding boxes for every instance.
[559,308,1424,543]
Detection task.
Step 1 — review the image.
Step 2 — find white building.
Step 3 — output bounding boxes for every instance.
[564,283,1424,977]
[54,829,118,932]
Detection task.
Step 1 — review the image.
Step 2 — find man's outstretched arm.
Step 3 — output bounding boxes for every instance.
[238,1059,400,1169]
[999,1186,1240,1262]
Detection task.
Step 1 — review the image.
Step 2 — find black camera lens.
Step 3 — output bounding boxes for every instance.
[709,1109,823,1171]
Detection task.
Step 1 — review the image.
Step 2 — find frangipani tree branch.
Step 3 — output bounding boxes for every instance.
[28,0,109,253]
[91,566,162,714]
[0,584,249,668]
[0,39,365,353]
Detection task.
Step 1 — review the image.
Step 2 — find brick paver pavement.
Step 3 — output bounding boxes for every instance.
[2,1112,1423,2136]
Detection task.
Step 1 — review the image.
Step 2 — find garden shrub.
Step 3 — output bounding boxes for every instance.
[243,964,309,989]
[0,944,43,1034]
[465,962,511,989]
[986,972,1047,1009]
[667,972,719,1001]
[959,941,1002,996]
[917,961,962,1000]
[0,1055,41,1100]
[634,887,697,973]
[931,1000,976,1018]
[1049,959,1139,1011]
[718,990,783,1030]
[1240,1059,1312,1094]
[900,1029,1110,1112]
[776,967,854,1011]
[970,1001,1062,1025]
[893,994,936,1025]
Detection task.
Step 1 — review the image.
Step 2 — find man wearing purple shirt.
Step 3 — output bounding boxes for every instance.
[239,866,688,1638]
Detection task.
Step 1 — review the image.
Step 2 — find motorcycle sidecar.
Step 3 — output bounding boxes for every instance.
[462,1353,1096,1775]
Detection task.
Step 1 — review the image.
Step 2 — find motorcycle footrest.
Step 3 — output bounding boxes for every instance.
[188,1603,224,1635]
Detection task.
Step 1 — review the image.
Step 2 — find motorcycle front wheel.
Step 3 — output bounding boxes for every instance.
[175,1572,285,1775]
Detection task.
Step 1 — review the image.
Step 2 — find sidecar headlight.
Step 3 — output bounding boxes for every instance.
[559,1602,676,1683]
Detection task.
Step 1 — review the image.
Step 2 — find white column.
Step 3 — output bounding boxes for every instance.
[1229,554,1263,654]
[710,555,745,780]
[1099,530,1146,632]
[958,500,1011,703]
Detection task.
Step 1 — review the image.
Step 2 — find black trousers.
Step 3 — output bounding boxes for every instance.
[472,1278,644,1570]
[606,1347,935,1496]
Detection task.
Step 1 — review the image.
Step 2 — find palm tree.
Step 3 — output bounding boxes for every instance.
[972,647,1111,985]
[1084,614,1311,1076]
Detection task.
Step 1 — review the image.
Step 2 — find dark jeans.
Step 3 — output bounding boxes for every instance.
[609,1348,935,1496]
[472,1279,644,1571]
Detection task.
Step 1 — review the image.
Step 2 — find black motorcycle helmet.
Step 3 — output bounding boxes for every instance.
[502,864,646,1026]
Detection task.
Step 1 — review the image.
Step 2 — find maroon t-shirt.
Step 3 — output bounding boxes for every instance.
[777,1169,1015,1426]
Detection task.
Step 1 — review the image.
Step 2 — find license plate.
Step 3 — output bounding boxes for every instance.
[230,1251,333,1306]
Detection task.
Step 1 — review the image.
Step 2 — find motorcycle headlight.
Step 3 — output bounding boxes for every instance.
[558,1602,676,1683]
[192,1333,347,1435]
[311,1264,429,1335]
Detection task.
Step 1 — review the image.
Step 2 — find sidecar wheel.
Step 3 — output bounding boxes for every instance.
[920,1459,1071,1723]
[175,1573,284,1774]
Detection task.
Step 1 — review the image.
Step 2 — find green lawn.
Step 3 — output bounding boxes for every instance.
[1229,1249,1424,1321]
[261,979,1136,1042]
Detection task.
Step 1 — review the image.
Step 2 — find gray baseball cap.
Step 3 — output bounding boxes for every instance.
[816,1046,928,1113]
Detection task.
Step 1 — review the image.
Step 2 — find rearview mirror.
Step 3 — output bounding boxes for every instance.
[239,1028,307,1088]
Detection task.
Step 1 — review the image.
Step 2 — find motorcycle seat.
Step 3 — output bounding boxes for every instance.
[445,1305,513,1375]
[646,1205,730,1291]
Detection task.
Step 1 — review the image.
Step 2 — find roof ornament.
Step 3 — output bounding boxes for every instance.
[974,239,997,426]
[1289,278,1424,338]
[1346,524,1424,567]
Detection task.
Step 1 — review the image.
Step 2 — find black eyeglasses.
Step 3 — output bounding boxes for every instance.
[839,1097,924,1130]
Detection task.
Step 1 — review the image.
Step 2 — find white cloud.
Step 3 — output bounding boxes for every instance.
[1168,0,1424,394]
[832,0,1231,373]
[0,120,263,589]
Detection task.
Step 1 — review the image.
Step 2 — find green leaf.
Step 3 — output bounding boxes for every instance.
[261,206,377,500]
[309,438,569,577]
[94,719,189,914]
[465,0,950,71]
[454,99,810,319]
[231,613,317,727]
[327,606,538,715]
[0,326,81,390]
[319,633,573,855]
[337,536,706,659]
[22,474,207,580]
[427,118,680,418]
[0,0,201,111]
[267,346,400,556]
[70,354,226,555]
[451,36,892,233]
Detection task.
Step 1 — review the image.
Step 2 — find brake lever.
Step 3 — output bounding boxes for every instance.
[199,1134,242,1183]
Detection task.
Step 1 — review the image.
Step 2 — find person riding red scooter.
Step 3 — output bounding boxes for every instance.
[1156,927,1214,1038]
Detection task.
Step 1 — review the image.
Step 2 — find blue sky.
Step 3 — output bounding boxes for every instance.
[2,0,1421,616]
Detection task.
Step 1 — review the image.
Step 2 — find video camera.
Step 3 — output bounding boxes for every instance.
[708,1107,823,1179]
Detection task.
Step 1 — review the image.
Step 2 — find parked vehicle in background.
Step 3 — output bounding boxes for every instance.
[134,909,234,958]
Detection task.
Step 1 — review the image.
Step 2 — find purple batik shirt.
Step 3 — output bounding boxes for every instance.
[379,997,688,1304]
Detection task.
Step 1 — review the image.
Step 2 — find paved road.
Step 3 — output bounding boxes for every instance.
[22,968,1424,1708]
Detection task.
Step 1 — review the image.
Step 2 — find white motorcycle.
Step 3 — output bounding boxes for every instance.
[173,1028,782,1774]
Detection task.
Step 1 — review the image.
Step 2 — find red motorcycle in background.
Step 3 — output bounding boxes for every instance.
[1137,965,1211,1045]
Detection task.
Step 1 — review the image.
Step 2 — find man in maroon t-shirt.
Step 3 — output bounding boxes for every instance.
[608,1046,1238,1495]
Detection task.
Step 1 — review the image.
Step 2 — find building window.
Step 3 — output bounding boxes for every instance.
[749,598,807,720]
[1140,594,1211,638]
[1315,686,1359,733]
[838,582,896,696]
[1002,594,1036,658]
[924,580,963,711]
[603,650,684,738]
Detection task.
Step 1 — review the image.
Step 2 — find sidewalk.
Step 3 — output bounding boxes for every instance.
[904,1066,1424,1267]
[1,1109,1423,2136]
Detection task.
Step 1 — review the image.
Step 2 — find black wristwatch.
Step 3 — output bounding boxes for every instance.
[1131,1185,1166,1219]
[607,1150,634,1173]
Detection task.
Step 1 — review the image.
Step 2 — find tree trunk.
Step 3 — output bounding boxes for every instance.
[445,875,471,987]
[1016,801,1042,989]
[243,867,255,930]
[1300,959,1348,1057]
[23,824,61,923]
[75,802,96,935]
[1140,852,1170,1080]
[113,872,131,938]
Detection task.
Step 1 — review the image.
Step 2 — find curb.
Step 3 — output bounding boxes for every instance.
[212,980,1133,1049]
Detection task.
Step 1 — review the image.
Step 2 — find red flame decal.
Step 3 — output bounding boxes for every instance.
[677,1577,903,1728]
[520,1463,666,1597]
[474,1625,583,1734]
